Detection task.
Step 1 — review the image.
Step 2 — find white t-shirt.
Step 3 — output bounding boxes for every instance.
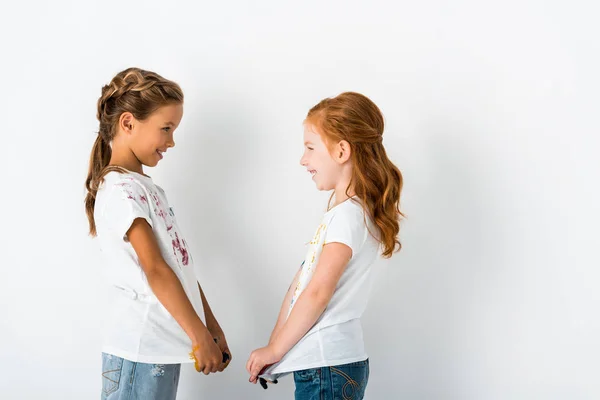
[94,170,204,364]
[261,198,380,379]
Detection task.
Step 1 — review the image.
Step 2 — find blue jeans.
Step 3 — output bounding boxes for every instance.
[293,359,369,400]
[101,353,181,400]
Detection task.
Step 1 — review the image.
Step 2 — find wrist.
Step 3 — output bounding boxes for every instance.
[269,339,286,360]
[188,322,211,346]
[268,329,280,345]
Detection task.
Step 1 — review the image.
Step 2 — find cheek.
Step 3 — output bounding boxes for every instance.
[131,132,152,150]
[314,151,329,167]
[321,155,337,171]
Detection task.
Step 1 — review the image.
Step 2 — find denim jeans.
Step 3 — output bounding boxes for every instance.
[294,359,369,400]
[101,353,181,400]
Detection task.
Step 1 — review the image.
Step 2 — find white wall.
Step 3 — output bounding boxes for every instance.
[1,1,598,399]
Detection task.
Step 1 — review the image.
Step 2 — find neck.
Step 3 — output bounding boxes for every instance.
[109,144,144,175]
[109,156,144,175]
[331,179,355,208]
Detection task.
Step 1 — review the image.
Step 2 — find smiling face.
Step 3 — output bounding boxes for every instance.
[299,122,347,191]
[126,103,183,167]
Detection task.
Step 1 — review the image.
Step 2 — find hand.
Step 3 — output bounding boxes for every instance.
[209,324,232,370]
[190,329,225,375]
[246,345,281,384]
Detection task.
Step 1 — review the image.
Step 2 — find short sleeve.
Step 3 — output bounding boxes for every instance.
[101,180,153,241]
[323,206,366,259]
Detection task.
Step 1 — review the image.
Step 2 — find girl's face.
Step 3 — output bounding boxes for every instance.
[128,103,184,167]
[300,122,345,191]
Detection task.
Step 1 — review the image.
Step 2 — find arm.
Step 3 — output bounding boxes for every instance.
[198,282,232,367]
[198,283,218,330]
[246,243,352,382]
[268,266,303,345]
[127,218,223,374]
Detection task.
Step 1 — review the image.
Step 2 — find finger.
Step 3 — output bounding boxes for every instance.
[246,356,252,374]
[258,364,269,376]
[221,352,230,370]
[217,361,226,372]
[219,342,229,355]
[251,364,264,380]
[248,359,256,377]
[219,340,229,351]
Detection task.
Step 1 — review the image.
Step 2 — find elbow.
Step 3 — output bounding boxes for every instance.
[304,287,333,309]
[143,260,170,283]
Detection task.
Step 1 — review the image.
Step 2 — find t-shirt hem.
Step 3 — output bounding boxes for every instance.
[263,354,369,378]
[102,346,194,365]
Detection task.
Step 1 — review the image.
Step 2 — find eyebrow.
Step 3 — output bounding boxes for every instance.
[164,122,175,126]
[304,141,314,146]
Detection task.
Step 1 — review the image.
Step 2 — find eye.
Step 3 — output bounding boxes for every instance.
[162,127,171,132]
[307,147,314,151]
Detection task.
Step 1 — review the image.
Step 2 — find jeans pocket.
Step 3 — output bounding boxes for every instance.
[330,360,369,400]
[102,353,124,396]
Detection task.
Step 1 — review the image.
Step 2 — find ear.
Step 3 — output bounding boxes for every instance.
[335,140,352,164]
[119,112,135,134]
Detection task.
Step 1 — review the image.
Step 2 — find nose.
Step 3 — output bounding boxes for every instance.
[300,152,308,166]
[166,135,175,148]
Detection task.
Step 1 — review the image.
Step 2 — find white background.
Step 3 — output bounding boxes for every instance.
[0,1,598,399]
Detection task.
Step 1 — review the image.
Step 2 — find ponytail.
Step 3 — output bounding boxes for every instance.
[85,134,111,236]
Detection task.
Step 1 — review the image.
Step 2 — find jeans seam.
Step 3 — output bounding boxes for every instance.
[327,367,334,400]
[127,362,137,400]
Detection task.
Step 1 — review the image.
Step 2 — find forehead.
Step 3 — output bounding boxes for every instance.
[149,103,183,123]
[303,122,323,142]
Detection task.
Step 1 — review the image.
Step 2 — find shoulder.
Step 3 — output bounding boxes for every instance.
[328,198,366,225]
[94,173,155,224]
[101,172,151,195]
[96,172,153,210]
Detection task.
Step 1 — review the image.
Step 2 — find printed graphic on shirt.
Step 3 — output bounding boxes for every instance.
[117,179,191,269]
[289,223,327,313]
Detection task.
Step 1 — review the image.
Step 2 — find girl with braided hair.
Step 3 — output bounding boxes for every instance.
[85,68,231,399]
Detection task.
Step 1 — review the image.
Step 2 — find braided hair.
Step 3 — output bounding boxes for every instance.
[85,68,183,236]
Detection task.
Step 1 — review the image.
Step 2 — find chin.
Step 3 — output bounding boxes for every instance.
[315,182,332,192]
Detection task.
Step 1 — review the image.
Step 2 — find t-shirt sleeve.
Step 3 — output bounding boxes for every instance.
[323,206,366,259]
[102,180,153,241]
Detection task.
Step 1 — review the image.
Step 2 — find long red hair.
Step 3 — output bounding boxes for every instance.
[306,92,404,257]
